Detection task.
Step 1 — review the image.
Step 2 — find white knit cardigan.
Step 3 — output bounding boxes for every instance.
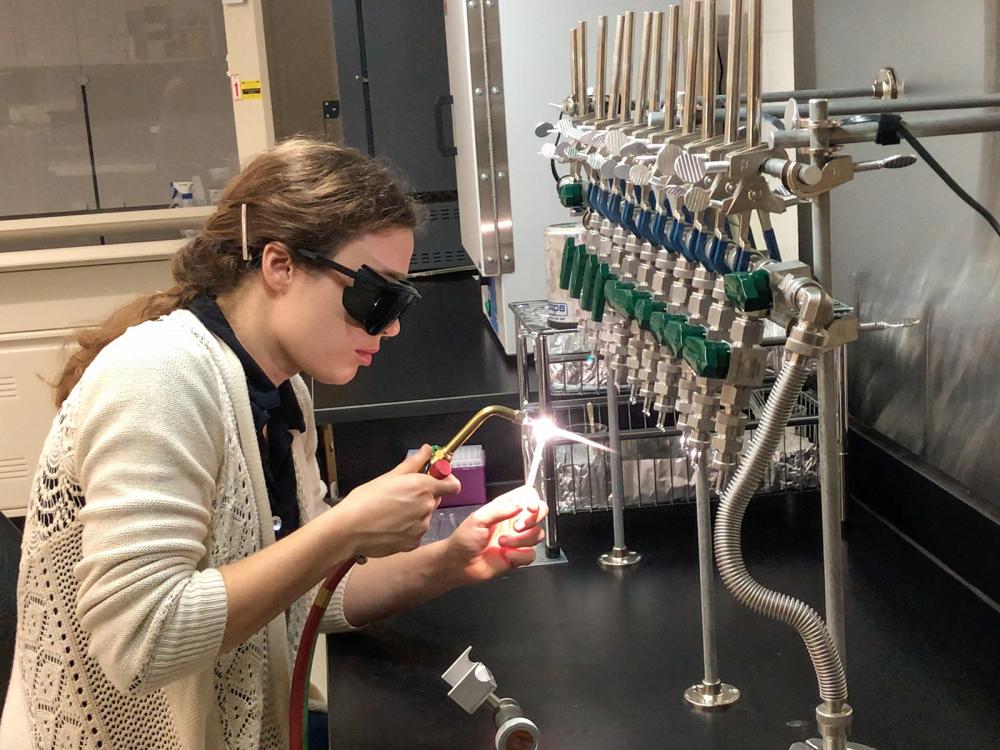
[1,309,357,750]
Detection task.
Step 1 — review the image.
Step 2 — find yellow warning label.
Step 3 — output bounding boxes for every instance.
[240,79,263,99]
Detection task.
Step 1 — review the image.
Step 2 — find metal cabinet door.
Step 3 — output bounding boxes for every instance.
[333,0,457,194]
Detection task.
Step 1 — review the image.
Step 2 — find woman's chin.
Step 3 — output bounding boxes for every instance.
[313,363,360,386]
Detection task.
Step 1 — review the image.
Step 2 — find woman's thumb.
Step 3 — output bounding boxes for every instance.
[387,444,433,476]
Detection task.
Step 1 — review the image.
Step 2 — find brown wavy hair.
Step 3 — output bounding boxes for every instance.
[53,137,419,406]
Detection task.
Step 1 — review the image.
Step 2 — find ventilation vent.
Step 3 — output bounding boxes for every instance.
[409,247,474,274]
[0,376,15,399]
[0,457,29,481]
[427,206,461,222]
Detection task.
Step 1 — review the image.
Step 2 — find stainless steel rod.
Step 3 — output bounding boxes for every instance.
[607,375,627,551]
[534,334,560,554]
[595,16,608,119]
[662,5,681,131]
[570,27,579,115]
[723,0,743,143]
[682,0,703,133]
[577,21,588,116]
[810,98,848,669]
[608,15,625,120]
[634,12,653,126]
[620,11,635,124]
[746,0,762,146]
[648,11,664,113]
[764,91,1000,118]
[761,85,879,102]
[701,0,718,139]
[694,450,720,685]
[771,111,1000,148]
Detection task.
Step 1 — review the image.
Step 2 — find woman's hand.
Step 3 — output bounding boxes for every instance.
[443,485,548,583]
[336,445,461,559]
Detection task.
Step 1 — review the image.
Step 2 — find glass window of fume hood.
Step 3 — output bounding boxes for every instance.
[0,0,239,221]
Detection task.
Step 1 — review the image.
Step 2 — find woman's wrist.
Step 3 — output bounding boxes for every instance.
[315,503,363,574]
[432,537,475,589]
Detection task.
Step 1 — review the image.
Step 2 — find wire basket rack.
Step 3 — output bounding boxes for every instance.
[512,301,820,516]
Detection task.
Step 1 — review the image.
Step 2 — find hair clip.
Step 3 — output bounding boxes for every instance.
[241,203,249,262]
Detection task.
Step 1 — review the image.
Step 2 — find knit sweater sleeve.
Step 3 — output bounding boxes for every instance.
[290,376,360,634]
[72,325,230,696]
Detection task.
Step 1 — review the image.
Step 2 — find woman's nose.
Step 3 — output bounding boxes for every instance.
[382,318,402,338]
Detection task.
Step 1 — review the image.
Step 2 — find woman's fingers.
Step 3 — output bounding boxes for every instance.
[498,525,544,549]
[501,547,537,568]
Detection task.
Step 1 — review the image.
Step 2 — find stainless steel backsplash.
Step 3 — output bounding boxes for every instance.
[809,0,1000,502]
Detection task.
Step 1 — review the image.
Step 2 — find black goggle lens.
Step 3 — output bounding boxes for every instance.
[342,267,419,335]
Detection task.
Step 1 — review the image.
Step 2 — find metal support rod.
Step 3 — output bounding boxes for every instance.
[765,91,1000,118]
[810,98,848,669]
[534,334,560,557]
[577,21,588,116]
[771,111,1000,149]
[746,0,763,146]
[695,453,718,684]
[683,451,740,708]
[570,27,579,115]
[599,367,640,568]
[761,85,885,102]
[608,378,626,551]
[836,345,850,526]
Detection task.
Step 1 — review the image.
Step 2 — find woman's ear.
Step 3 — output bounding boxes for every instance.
[259,242,296,294]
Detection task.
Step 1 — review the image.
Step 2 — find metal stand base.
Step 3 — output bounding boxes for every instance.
[789,741,876,750]
[683,681,740,709]
[598,547,641,568]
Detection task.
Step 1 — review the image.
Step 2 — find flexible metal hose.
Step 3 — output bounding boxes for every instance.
[713,351,848,704]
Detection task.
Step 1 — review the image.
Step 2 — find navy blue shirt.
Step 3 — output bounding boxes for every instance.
[187,294,304,540]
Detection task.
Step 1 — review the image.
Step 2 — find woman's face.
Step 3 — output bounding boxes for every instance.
[271,228,415,385]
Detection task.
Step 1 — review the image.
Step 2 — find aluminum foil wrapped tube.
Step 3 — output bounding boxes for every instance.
[714,354,848,706]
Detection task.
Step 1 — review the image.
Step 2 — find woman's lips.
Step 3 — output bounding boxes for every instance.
[355,349,377,366]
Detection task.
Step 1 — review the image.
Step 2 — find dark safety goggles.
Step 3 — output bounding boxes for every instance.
[292,247,421,335]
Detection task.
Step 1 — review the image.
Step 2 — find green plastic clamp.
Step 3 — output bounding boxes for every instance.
[724,269,773,312]
[663,319,706,358]
[580,254,600,312]
[558,236,576,290]
[568,244,588,299]
[682,337,731,379]
[558,181,585,208]
[649,311,688,346]
[607,286,650,319]
[591,266,617,323]
[633,298,668,331]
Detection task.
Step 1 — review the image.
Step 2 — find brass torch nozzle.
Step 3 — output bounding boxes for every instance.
[432,406,526,464]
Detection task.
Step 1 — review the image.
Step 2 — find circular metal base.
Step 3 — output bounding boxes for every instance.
[790,741,877,750]
[598,548,641,568]
[683,682,740,709]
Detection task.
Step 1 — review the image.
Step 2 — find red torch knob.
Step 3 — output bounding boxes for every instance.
[429,459,452,479]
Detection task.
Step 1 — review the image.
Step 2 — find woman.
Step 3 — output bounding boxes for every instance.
[1,138,546,749]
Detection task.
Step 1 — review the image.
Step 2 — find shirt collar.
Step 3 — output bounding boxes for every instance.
[187,293,305,433]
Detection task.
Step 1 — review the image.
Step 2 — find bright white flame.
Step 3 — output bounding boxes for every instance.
[523,416,612,490]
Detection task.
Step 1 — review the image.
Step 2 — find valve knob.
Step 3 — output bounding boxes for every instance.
[429,459,453,479]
